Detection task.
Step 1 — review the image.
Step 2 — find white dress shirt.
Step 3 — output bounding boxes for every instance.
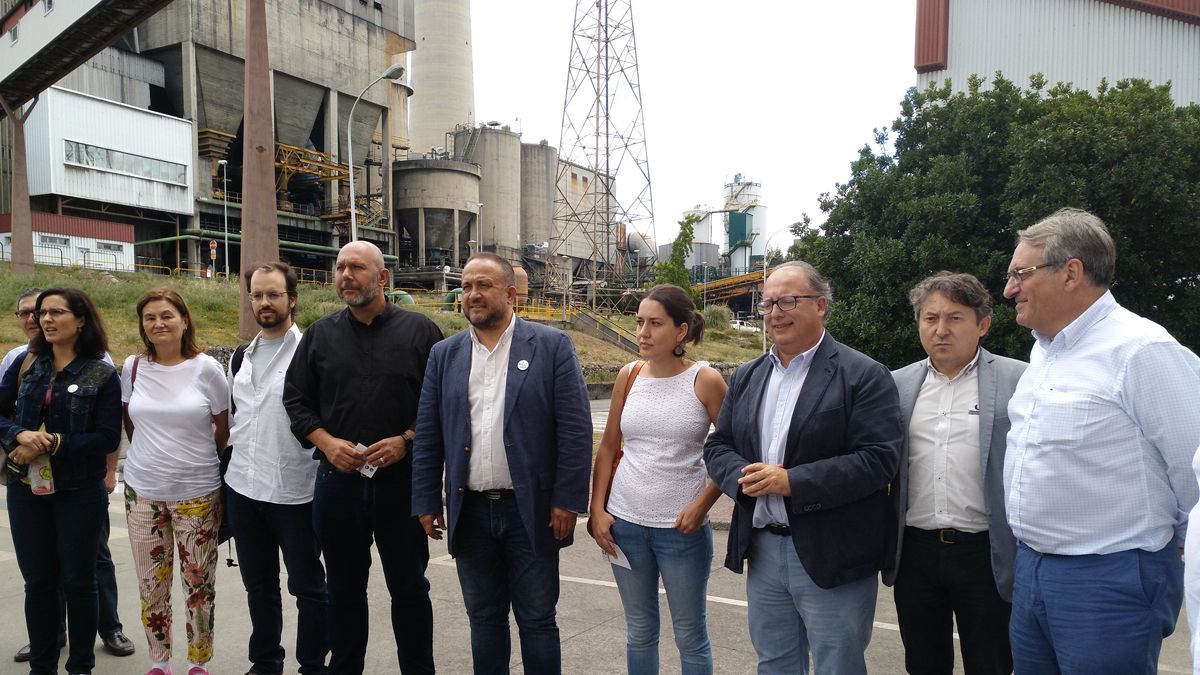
[906,352,987,532]
[753,332,824,529]
[1005,291,1200,555]
[466,313,516,491]
[226,323,316,505]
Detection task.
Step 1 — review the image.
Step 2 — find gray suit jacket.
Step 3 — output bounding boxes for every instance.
[882,347,1026,601]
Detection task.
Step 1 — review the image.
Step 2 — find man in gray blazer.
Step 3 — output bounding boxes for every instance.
[883,272,1026,675]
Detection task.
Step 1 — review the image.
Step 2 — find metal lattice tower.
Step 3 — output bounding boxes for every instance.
[550,0,656,308]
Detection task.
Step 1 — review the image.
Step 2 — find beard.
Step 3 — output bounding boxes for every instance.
[467,304,506,331]
[338,283,380,307]
[255,308,289,330]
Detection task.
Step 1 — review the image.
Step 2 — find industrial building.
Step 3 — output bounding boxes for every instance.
[915,0,1200,103]
[2,0,412,276]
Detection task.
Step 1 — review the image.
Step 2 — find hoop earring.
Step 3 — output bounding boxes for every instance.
[673,343,685,357]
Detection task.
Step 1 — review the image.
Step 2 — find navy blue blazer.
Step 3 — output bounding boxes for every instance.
[704,332,903,589]
[411,317,593,557]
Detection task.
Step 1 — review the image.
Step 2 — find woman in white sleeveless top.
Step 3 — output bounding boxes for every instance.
[589,284,728,675]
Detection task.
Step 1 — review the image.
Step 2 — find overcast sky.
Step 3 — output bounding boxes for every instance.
[471,1,918,251]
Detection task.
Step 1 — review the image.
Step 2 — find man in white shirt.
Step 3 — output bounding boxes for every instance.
[226,262,328,675]
[1003,208,1200,673]
[5,288,135,662]
[884,272,1026,675]
[413,253,592,674]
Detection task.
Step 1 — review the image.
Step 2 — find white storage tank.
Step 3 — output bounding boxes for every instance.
[454,125,522,261]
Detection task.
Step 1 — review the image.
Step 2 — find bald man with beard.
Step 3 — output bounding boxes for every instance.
[284,242,444,674]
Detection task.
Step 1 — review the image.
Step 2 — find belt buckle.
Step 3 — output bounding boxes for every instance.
[483,489,503,501]
[938,529,955,544]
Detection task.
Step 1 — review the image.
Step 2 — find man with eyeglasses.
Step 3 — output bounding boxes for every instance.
[883,272,1025,675]
[1002,208,1200,673]
[2,288,136,663]
[226,262,329,675]
[705,261,902,674]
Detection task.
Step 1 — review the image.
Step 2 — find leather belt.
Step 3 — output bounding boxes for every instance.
[762,523,791,537]
[907,526,989,544]
[468,489,516,501]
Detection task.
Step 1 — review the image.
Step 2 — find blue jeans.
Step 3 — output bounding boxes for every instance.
[8,480,107,675]
[454,492,561,675]
[610,518,714,675]
[312,464,433,675]
[746,529,877,675]
[227,486,330,674]
[1010,542,1182,674]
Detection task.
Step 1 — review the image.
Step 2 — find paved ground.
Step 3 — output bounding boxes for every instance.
[0,399,1192,673]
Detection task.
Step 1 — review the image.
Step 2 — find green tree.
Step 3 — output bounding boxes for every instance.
[795,74,1200,368]
[654,214,702,304]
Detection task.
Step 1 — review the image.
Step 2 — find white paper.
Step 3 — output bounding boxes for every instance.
[355,443,378,478]
[604,543,632,570]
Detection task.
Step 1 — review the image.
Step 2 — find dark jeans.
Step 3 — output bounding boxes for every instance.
[8,480,106,675]
[47,505,122,638]
[312,464,433,675]
[894,528,1012,675]
[454,492,562,675]
[227,486,330,674]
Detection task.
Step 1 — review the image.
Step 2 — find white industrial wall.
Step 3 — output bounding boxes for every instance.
[1,0,105,83]
[0,232,136,270]
[24,87,194,214]
[917,0,1200,104]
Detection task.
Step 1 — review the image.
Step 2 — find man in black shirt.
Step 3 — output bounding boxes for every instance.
[284,241,443,674]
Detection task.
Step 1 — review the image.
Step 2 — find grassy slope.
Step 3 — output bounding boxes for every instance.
[0,264,764,380]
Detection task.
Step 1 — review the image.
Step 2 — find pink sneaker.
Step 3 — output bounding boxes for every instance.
[186,667,210,675]
[147,668,172,675]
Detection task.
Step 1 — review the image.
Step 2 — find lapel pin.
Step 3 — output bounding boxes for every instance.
[517,359,529,371]
[67,384,79,393]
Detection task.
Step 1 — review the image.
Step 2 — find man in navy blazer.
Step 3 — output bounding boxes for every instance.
[704,261,903,675]
[883,272,1025,675]
[412,253,592,674]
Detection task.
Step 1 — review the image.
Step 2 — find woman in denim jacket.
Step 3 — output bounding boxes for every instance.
[0,288,122,675]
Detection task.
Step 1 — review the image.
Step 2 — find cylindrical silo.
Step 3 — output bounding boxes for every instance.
[520,140,558,251]
[455,126,521,261]
[411,0,474,156]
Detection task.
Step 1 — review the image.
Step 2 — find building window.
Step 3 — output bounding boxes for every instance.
[39,235,69,247]
[63,139,187,186]
[8,24,17,44]
[44,0,53,14]
[96,241,124,253]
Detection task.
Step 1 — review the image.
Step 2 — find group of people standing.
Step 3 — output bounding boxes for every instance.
[3,205,1200,675]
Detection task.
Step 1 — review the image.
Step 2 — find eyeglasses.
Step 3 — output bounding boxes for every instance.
[14,310,34,319]
[248,291,290,302]
[1004,262,1061,284]
[35,308,73,320]
[757,294,822,315]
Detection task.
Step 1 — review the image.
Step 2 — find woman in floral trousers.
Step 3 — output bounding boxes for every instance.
[121,289,230,675]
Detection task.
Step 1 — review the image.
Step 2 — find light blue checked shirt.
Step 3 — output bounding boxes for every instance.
[1005,292,1200,556]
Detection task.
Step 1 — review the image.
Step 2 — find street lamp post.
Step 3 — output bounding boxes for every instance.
[561,254,572,323]
[347,63,405,242]
[467,239,478,256]
[702,260,708,308]
[632,248,639,289]
[477,202,484,252]
[218,159,229,277]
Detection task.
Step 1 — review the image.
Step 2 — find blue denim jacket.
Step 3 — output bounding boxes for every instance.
[0,352,122,490]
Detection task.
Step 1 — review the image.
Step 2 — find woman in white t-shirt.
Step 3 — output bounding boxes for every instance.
[588,284,728,675]
[121,288,229,675]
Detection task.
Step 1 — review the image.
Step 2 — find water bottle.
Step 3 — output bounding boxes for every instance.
[27,453,54,495]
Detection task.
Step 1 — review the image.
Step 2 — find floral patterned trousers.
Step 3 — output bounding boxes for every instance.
[125,485,221,665]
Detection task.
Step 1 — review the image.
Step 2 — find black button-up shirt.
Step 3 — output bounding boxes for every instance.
[284,303,443,480]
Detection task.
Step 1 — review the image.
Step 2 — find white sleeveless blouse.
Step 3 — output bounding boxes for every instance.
[607,361,712,528]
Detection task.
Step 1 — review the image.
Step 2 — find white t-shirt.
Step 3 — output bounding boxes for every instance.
[121,353,230,501]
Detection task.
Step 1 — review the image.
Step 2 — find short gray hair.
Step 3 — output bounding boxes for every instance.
[15,288,42,309]
[1017,207,1115,288]
[773,260,834,319]
[908,272,992,323]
